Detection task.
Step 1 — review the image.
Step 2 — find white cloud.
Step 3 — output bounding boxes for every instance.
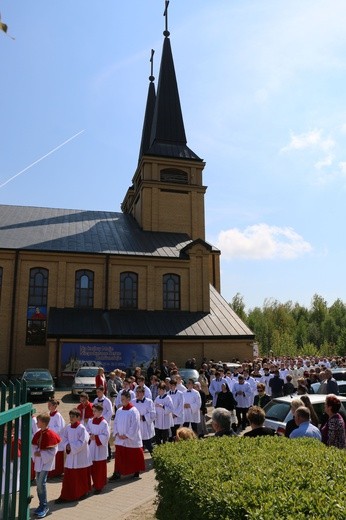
[315,154,334,170]
[312,161,346,186]
[281,130,335,153]
[217,224,312,260]
[339,162,346,174]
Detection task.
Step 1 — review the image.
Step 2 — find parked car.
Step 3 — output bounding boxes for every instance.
[310,380,346,397]
[220,362,242,373]
[177,368,199,384]
[331,368,346,381]
[22,368,55,400]
[263,394,346,435]
[71,366,99,398]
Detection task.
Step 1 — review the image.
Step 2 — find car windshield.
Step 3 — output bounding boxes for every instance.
[264,401,291,422]
[24,371,52,381]
[75,368,99,377]
[332,371,346,381]
[178,369,198,380]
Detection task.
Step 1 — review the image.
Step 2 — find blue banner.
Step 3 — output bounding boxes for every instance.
[61,342,160,375]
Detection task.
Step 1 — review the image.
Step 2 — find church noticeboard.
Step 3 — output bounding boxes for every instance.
[61,342,159,375]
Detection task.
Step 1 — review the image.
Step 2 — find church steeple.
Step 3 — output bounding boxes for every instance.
[122,1,207,241]
[146,1,202,161]
[138,50,156,163]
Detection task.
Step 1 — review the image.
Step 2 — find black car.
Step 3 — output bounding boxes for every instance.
[22,368,55,400]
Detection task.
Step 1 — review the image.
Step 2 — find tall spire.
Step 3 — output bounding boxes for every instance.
[138,50,156,162]
[146,1,202,161]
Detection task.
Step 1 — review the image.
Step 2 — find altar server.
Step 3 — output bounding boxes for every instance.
[55,408,92,503]
[183,379,201,434]
[132,387,155,454]
[47,399,65,478]
[32,413,61,518]
[109,390,145,481]
[168,378,184,440]
[86,404,110,494]
[154,382,174,445]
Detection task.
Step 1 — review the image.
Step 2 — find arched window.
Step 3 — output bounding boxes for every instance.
[27,267,48,345]
[28,268,48,307]
[75,270,94,308]
[163,274,180,310]
[120,272,138,309]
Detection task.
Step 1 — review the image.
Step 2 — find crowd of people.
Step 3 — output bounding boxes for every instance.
[27,355,346,518]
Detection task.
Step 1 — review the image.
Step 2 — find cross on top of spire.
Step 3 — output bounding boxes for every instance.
[149,49,155,82]
[163,0,170,37]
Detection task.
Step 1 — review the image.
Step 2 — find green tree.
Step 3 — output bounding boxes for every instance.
[230,293,247,322]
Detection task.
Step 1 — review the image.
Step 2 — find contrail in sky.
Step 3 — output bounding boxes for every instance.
[0,129,85,190]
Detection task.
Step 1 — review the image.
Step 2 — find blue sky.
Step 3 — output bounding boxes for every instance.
[2,0,346,311]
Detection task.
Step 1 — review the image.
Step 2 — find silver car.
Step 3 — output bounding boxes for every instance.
[71,366,99,398]
[263,394,346,435]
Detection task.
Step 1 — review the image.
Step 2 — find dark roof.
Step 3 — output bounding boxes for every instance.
[147,36,202,162]
[48,285,254,340]
[138,79,156,163]
[0,204,196,257]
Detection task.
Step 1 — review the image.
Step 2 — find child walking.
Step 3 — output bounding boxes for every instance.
[32,413,61,518]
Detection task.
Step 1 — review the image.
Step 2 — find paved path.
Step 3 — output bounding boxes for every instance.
[30,391,157,519]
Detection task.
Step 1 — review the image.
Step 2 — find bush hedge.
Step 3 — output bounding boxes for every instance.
[153,436,346,519]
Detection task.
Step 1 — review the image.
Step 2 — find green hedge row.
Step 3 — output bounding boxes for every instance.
[153,436,346,519]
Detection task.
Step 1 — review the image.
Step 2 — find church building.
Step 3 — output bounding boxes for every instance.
[0,7,254,379]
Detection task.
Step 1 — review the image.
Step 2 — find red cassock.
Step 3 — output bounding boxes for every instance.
[32,428,61,450]
[95,375,107,394]
[90,460,106,491]
[115,445,145,475]
[48,450,64,478]
[59,422,92,501]
[48,411,65,478]
[60,466,91,500]
[87,416,109,491]
[77,402,94,424]
[113,403,145,476]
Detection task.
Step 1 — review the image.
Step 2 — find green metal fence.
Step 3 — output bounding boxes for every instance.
[0,380,32,520]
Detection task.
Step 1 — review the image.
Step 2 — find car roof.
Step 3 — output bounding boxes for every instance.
[270,394,346,404]
[23,368,51,373]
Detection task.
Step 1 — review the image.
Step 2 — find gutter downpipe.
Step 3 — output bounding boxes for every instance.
[105,254,110,310]
[8,250,20,379]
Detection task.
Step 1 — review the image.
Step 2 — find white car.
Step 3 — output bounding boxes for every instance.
[263,394,346,435]
[71,366,99,398]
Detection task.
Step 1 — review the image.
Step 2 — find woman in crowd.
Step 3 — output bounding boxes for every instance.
[253,383,271,408]
[175,427,197,441]
[95,367,107,395]
[47,399,66,478]
[243,406,275,437]
[198,368,209,399]
[300,395,319,427]
[320,394,346,449]
[216,382,237,431]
